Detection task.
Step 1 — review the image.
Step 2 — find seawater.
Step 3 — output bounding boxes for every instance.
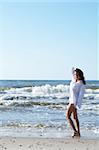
[0,80,99,138]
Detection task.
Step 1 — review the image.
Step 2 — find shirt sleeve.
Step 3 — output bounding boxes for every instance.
[77,85,85,109]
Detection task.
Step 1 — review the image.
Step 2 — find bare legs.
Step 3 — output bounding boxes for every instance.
[75,117,80,136]
[66,104,80,137]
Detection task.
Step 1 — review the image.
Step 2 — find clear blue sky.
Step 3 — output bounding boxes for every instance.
[0,0,98,80]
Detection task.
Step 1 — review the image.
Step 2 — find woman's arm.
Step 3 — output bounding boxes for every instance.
[77,85,85,109]
[71,67,75,82]
[72,67,75,74]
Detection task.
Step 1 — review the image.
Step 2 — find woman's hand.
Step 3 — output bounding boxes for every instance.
[72,67,75,74]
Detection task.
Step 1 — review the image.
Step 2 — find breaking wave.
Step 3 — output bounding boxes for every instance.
[0,84,99,107]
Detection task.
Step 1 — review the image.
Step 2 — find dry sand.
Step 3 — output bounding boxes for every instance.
[0,137,99,150]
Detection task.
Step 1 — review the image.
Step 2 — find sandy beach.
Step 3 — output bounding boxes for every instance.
[0,137,98,150]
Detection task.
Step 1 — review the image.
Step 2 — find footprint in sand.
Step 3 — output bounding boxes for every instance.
[19,144,23,147]
[28,145,33,148]
[0,144,7,150]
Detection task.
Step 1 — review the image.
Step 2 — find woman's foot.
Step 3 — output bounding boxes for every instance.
[72,132,80,138]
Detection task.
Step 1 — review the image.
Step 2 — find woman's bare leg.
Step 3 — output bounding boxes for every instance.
[68,117,77,133]
[66,105,77,133]
[73,107,80,136]
[75,118,80,136]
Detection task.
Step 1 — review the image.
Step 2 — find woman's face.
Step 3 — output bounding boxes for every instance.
[73,71,80,81]
[73,71,77,80]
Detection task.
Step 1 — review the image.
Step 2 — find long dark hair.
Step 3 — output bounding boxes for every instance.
[75,68,86,85]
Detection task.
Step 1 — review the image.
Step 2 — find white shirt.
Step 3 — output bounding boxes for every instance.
[69,80,85,109]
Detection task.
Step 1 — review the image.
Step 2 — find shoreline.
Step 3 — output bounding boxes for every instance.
[0,137,99,150]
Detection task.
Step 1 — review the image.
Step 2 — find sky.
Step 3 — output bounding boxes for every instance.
[0,0,98,80]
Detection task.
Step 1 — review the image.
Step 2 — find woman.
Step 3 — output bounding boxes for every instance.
[66,67,86,138]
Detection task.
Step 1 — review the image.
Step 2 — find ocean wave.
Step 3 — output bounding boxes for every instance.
[0,122,67,130]
[32,84,99,99]
[1,122,99,135]
[93,128,99,134]
[0,84,99,101]
[86,89,99,94]
[32,84,69,98]
[0,99,67,109]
